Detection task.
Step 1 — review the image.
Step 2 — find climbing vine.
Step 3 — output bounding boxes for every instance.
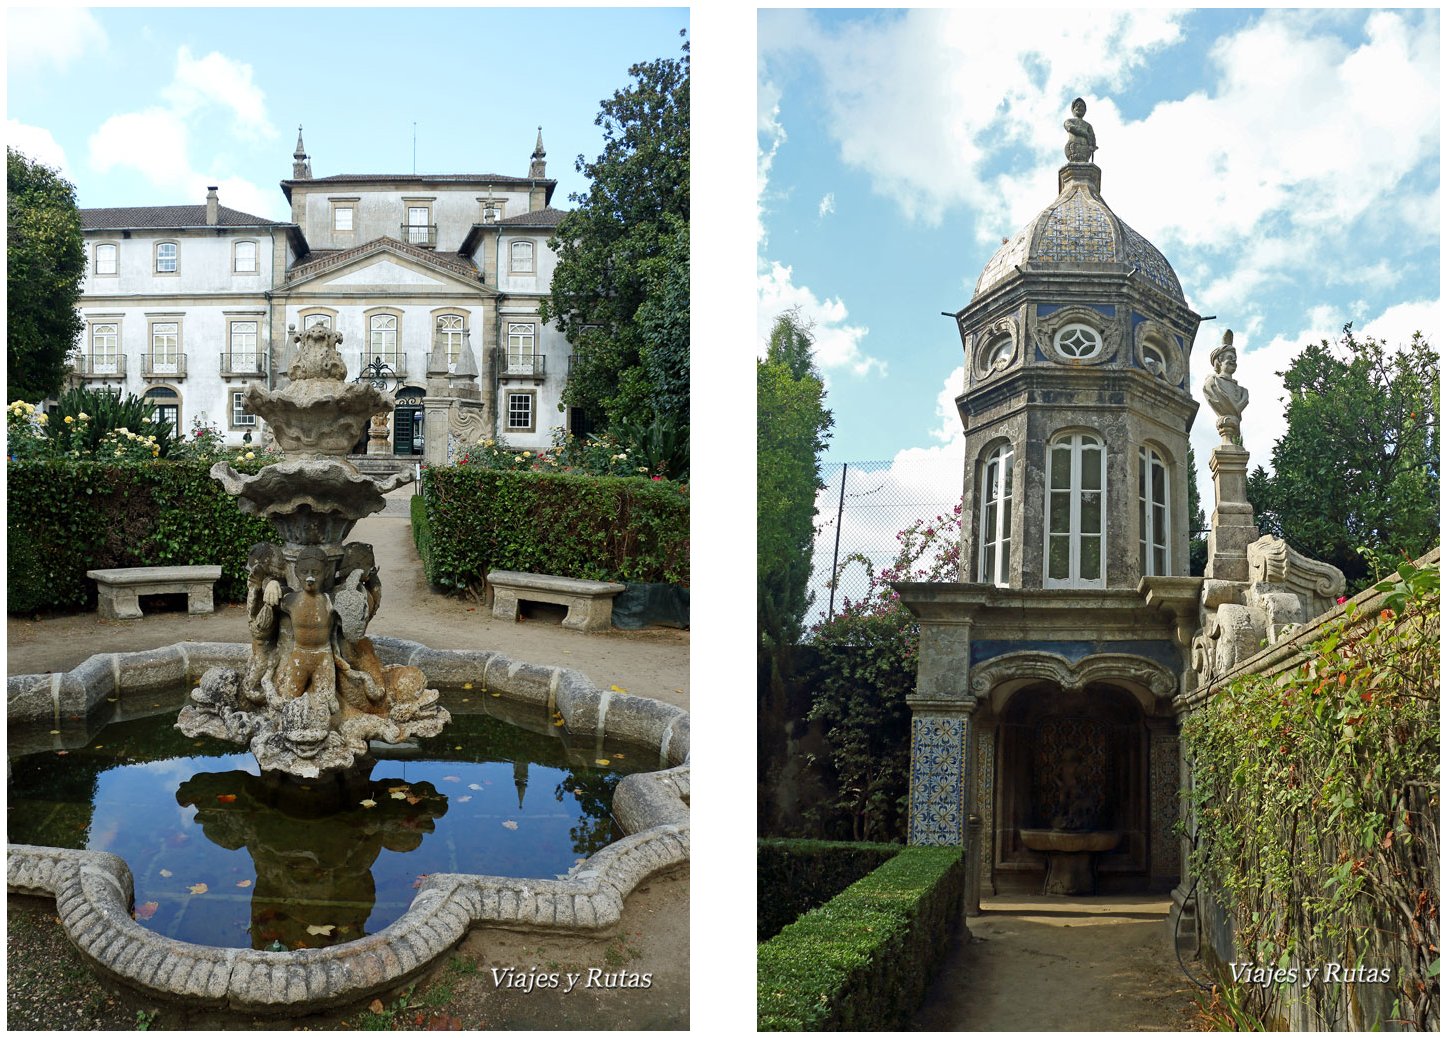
[1183,561,1440,1029]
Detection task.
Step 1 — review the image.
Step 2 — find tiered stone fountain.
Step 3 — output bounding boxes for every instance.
[178,323,449,776]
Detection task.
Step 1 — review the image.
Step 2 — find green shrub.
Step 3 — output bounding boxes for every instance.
[418,466,688,592]
[757,846,964,1031]
[411,491,432,571]
[7,458,278,614]
[757,839,901,941]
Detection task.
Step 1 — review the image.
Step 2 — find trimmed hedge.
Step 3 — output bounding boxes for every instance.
[757,839,901,941]
[416,467,689,592]
[757,846,965,1031]
[7,458,277,614]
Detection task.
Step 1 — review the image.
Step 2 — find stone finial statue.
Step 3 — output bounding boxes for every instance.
[1064,97,1097,163]
[1202,330,1249,443]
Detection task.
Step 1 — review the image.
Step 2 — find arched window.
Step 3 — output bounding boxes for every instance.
[436,314,465,371]
[510,240,534,274]
[368,313,398,362]
[95,243,118,276]
[1045,431,1106,587]
[977,442,1014,586]
[1138,447,1170,576]
[143,386,180,432]
[233,240,258,273]
[155,241,178,274]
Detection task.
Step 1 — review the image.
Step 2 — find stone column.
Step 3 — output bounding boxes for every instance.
[1205,444,1255,582]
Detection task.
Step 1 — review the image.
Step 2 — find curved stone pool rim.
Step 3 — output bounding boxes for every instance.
[7,637,690,1013]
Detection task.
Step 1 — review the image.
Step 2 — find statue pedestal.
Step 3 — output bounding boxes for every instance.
[1205,445,1255,583]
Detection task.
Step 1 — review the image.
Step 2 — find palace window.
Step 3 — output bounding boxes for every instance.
[91,322,120,374]
[506,322,536,374]
[1045,431,1106,587]
[1138,447,1170,576]
[144,386,180,430]
[977,441,1014,586]
[95,243,117,276]
[155,241,178,274]
[368,313,398,362]
[437,314,465,370]
[333,205,354,231]
[150,321,180,373]
[229,320,260,372]
[233,240,258,274]
[510,240,534,274]
[232,390,256,428]
[507,391,535,431]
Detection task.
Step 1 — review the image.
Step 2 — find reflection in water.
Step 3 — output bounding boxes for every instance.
[8,706,650,949]
[175,767,447,950]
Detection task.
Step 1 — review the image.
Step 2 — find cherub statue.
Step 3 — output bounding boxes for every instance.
[287,321,348,383]
[274,546,338,707]
[1202,330,1249,444]
[1064,97,1097,163]
[241,542,287,703]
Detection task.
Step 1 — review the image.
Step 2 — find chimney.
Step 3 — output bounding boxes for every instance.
[206,186,219,226]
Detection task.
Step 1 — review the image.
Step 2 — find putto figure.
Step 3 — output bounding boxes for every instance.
[1202,329,1250,444]
[1064,97,1097,163]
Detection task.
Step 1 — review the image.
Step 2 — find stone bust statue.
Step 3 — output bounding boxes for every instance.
[1202,330,1249,443]
[1064,97,1097,163]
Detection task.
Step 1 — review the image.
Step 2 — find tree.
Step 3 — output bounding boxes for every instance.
[758,310,832,651]
[1187,446,1207,576]
[1247,326,1439,589]
[8,147,85,401]
[543,34,689,445]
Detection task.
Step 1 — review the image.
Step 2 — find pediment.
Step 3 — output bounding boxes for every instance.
[325,258,448,288]
[284,238,491,295]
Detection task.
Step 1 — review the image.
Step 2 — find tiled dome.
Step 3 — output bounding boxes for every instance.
[973,163,1183,303]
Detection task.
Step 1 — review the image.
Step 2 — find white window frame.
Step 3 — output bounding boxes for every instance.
[94,243,118,276]
[976,441,1014,587]
[506,391,535,432]
[155,240,179,275]
[510,240,535,274]
[1138,446,1171,577]
[229,319,260,373]
[91,321,120,374]
[232,390,257,428]
[368,312,399,363]
[333,204,354,232]
[1044,431,1107,588]
[149,319,181,373]
[436,314,465,371]
[233,240,259,274]
[506,322,537,374]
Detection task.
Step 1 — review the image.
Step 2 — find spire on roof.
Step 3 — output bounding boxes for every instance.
[529,127,547,179]
[292,125,312,180]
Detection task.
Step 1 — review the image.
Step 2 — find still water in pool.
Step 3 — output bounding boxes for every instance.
[9,705,649,950]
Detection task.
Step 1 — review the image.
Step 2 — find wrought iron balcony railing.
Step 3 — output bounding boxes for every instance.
[400,224,437,247]
[141,353,187,379]
[501,353,546,378]
[359,351,407,378]
[220,352,268,377]
[72,353,127,378]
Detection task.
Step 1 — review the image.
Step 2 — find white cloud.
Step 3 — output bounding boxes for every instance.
[90,109,192,186]
[161,45,275,142]
[6,8,106,74]
[6,120,71,177]
[756,78,786,251]
[817,192,835,219]
[758,261,883,377]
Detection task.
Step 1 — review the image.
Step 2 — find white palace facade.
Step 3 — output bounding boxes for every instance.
[74,129,575,454]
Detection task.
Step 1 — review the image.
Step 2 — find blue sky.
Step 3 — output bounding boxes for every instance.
[759,8,1440,519]
[7,7,688,221]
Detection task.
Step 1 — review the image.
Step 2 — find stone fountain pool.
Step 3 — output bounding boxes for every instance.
[6,325,688,1012]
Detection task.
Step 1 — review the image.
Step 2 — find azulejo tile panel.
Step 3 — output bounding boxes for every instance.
[1149,732,1182,876]
[1037,190,1117,265]
[909,714,966,846]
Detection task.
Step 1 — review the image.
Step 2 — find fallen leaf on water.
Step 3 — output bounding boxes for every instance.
[95,744,103,749]
[56,751,69,756]
[188,883,208,895]
[442,775,460,783]
[359,799,377,809]
[236,879,252,888]
[613,752,625,759]
[216,794,237,803]
[595,759,611,767]
[573,788,584,796]
[412,874,430,889]
[107,697,118,702]
[553,718,566,727]
[134,901,159,920]
[462,682,473,690]
[467,783,481,790]
[405,795,422,805]
[391,791,407,800]
[460,698,469,703]
[48,729,60,735]
[489,692,502,698]
[159,869,173,878]
[609,684,627,694]
[306,924,335,936]
[369,999,385,1014]
[502,820,518,830]
[454,745,462,750]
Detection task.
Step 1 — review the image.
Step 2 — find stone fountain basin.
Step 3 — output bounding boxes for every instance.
[7,637,689,1013]
[1018,829,1121,854]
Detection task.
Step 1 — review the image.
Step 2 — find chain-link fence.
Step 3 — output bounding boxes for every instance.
[806,455,964,627]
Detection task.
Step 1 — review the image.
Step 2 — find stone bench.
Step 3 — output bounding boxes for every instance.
[487,570,626,633]
[86,565,224,621]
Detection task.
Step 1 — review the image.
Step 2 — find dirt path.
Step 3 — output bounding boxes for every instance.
[912,896,1203,1031]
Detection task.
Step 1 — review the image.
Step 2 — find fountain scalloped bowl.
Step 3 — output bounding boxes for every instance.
[8,638,689,1013]
[6,326,688,1013]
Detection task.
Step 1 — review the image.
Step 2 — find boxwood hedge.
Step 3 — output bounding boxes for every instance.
[757,845,965,1031]
[757,839,902,941]
[7,458,277,614]
[414,466,688,592]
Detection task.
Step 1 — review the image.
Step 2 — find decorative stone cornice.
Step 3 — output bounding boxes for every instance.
[967,650,1177,703]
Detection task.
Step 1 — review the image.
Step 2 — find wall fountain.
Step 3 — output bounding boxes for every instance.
[7,325,690,1014]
